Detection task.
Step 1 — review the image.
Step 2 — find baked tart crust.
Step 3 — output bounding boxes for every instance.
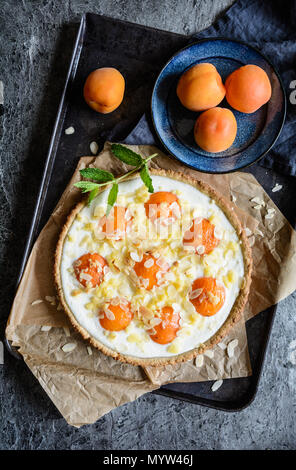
[54,169,252,366]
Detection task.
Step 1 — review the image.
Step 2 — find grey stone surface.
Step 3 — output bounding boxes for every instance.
[0,0,295,450]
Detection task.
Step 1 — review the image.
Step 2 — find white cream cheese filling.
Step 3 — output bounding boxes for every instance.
[60,175,245,358]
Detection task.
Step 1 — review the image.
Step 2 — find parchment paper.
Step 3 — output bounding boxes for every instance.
[6,143,296,426]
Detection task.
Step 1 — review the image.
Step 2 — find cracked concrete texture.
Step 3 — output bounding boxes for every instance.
[0,0,295,450]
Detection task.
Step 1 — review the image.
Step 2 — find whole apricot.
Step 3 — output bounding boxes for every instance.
[194,107,237,153]
[83,67,125,114]
[225,64,271,113]
[176,63,225,112]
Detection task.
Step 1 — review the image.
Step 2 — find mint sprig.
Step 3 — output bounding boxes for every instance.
[74,144,157,212]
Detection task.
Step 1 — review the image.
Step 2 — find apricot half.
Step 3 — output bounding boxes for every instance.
[83,67,125,114]
[194,107,237,153]
[225,64,271,113]
[149,306,180,345]
[177,63,225,112]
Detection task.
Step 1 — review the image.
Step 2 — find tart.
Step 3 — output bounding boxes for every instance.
[54,169,252,366]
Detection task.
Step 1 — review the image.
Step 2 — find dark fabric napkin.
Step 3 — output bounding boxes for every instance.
[195,0,296,176]
[124,0,296,176]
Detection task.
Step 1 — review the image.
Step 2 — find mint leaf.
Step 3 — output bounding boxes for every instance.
[106,183,118,216]
[80,167,114,183]
[87,187,99,206]
[74,181,99,193]
[111,144,143,166]
[140,163,154,193]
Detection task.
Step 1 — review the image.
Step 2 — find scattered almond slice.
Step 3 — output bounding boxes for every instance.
[244,227,252,237]
[90,141,99,155]
[63,326,70,337]
[227,339,238,358]
[218,342,227,350]
[253,204,262,210]
[204,349,214,359]
[61,343,76,353]
[231,194,237,203]
[254,228,264,237]
[31,299,43,306]
[265,213,275,220]
[45,295,56,304]
[87,346,92,355]
[272,183,282,193]
[250,196,265,206]
[41,326,52,332]
[211,380,223,392]
[65,126,75,135]
[195,355,204,367]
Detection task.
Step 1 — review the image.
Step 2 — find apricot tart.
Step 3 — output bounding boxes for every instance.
[54,170,252,366]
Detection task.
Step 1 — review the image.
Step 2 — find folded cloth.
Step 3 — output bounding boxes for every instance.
[123,113,156,145]
[195,0,296,177]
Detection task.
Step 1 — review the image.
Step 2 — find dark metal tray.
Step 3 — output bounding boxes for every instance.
[6,13,295,411]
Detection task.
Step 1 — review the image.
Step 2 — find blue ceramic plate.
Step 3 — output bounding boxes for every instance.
[151,38,286,173]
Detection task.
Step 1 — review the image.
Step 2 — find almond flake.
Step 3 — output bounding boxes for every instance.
[65,126,75,135]
[104,307,116,321]
[204,350,214,359]
[250,197,264,206]
[63,327,70,337]
[144,258,154,268]
[254,228,264,237]
[218,342,227,350]
[189,288,203,300]
[90,141,99,155]
[227,339,238,358]
[211,380,223,392]
[272,183,282,193]
[45,295,56,303]
[41,326,52,332]
[195,355,204,367]
[265,213,275,220]
[61,343,76,353]
[253,204,262,210]
[87,346,92,356]
[244,227,252,237]
[130,251,141,262]
[31,299,43,306]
